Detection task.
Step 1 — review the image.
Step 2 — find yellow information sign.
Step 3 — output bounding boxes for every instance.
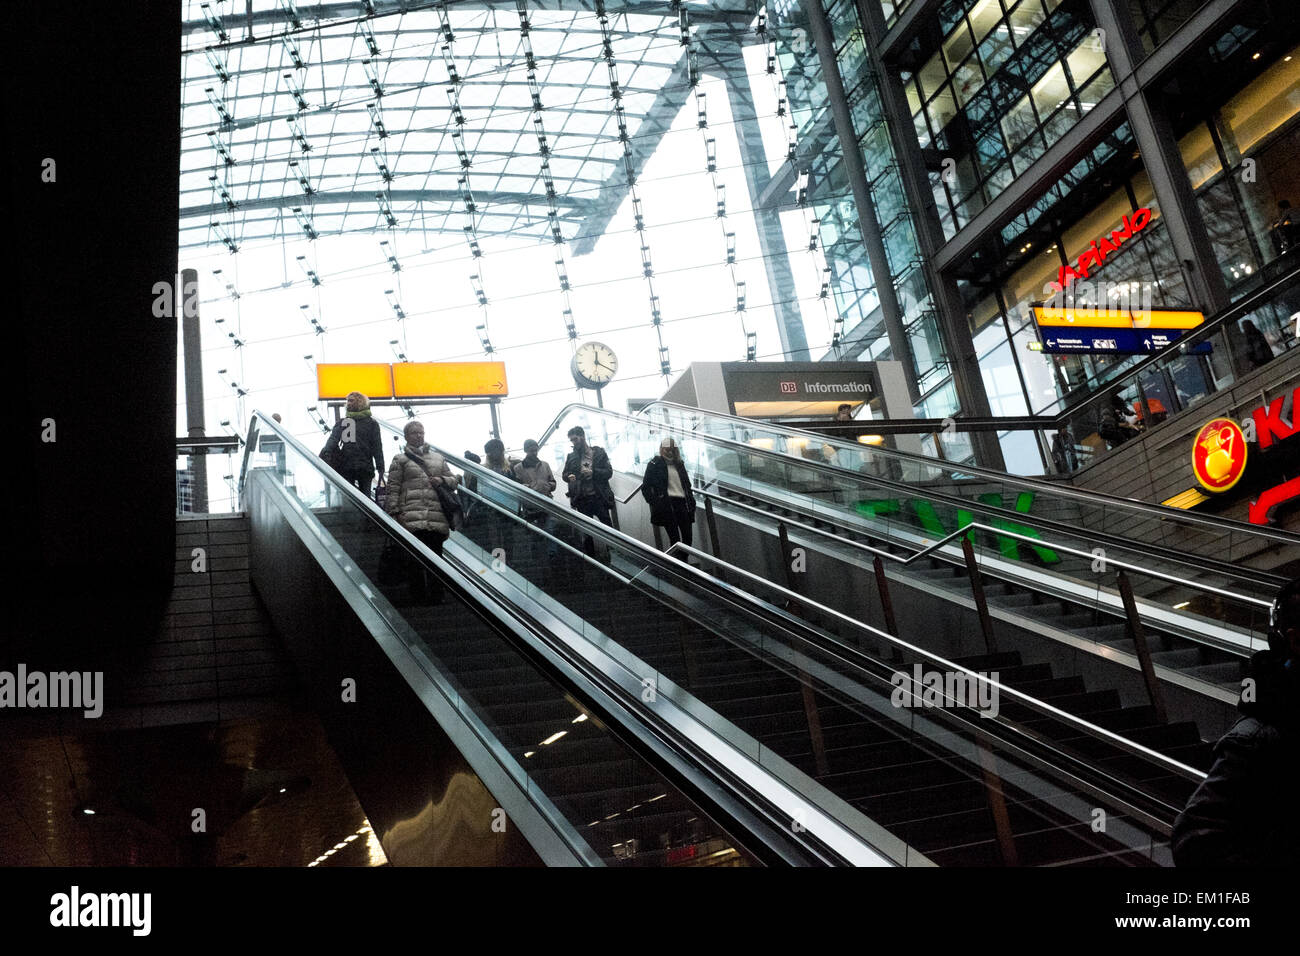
[392,361,508,398]
[316,363,394,400]
[1031,306,1204,330]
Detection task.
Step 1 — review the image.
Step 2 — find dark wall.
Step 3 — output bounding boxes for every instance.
[8,4,181,662]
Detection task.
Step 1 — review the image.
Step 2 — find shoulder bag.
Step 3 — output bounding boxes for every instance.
[406,450,463,530]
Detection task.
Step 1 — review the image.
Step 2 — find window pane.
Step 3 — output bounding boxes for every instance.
[927,84,960,132]
[918,51,947,100]
[1065,42,1108,92]
[1007,0,1048,44]
[968,0,1004,44]
[943,23,975,69]
[1031,62,1070,117]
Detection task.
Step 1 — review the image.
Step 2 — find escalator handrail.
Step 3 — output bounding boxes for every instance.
[414,439,1197,832]
[662,541,1207,796]
[244,410,866,866]
[533,402,1291,591]
[376,419,1208,787]
[694,484,1272,616]
[639,399,1300,547]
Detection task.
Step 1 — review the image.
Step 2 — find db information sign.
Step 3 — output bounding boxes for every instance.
[1192,418,1248,493]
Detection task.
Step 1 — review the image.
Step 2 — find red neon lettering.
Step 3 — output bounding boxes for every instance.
[1055,208,1154,290]
[1252,388,1299,449]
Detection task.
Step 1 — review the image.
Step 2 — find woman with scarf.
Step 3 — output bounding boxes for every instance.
[640,436,696,550]
[321,391,385,499]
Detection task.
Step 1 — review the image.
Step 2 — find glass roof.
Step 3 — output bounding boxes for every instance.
[179,1,844,509]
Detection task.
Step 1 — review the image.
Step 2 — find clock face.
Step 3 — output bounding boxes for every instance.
[573,341,618,388]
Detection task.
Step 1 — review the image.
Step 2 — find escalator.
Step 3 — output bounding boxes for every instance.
[352,418,1212,865]
[238,411,857,867]
[643,399,1298,580]
[534,404,1298,744]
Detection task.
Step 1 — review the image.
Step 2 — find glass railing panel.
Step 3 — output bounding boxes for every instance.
[637,402,1291,601]
[398,442,1183,864]
[542,405,1280,660]
[245,414,756,867]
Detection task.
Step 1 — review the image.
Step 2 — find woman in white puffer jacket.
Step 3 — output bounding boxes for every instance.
[384,420,458,602]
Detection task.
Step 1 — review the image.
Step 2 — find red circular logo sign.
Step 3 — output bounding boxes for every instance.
[1192,418,1248,493]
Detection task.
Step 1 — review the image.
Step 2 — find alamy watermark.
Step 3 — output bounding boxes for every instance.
[0,664,103,718]
[891,664,1000,718]
[50,886,151,936]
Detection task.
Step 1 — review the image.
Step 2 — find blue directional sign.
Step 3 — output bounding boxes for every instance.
[1037,327,1212,355]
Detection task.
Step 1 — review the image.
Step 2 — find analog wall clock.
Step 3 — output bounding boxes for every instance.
[571,341,619,390]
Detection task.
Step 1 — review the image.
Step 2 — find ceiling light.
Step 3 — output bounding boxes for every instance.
[541,731,566,745]
[571,714,588,723]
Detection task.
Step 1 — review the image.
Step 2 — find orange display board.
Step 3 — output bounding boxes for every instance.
[1191,418,1248,494]
[316,363,395,400]
[391,361,508,398]
[1031,306,1205,329]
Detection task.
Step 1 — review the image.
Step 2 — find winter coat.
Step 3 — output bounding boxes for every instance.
[513,458,556,497]
[641,456,695,526]
[562,444,614,505]
[1171,650,1299,866]
[326,412,385,479]
[384,444,459,535]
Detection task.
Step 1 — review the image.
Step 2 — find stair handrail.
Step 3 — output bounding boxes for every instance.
[533,403,1290,592]
[246,410,882,866]
[662,541,1207,786]
[692,485,1272,614]
[375,416,1208,789]
[640,399,1300,546]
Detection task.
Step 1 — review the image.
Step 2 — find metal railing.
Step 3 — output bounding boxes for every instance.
[245,410,875,866]
[374,419,1207,827]
[636,400,1300,548]
[536,403,1291,594]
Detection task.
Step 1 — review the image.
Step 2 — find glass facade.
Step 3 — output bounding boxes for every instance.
[773,0,959,416]
[903,0,1114,240]
[828,0,1300,472]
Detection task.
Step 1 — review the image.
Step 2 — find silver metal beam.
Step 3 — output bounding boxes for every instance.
[718,60,808,360]
[1089,0,1231,316]
[181,188,597,220]
[804,0,918,397]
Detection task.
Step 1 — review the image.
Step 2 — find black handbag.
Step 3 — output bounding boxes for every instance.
[319,423,343,469]
[405,450,464,530]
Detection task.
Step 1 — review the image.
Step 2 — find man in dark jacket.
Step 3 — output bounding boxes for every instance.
[562,426,614,559]
[641,436,696,549]
[562,426,614,526]
[1172,578,1299,866]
